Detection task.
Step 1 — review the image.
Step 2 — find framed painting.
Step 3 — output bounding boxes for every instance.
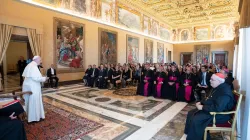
[100,0,115,22]
[54,17,85,73]
[126,35,139,63]
[194,26,211,40]
[98,28,117,65]
[194,44,210,64]
[143,15,150,34]
[157,42,164,63]
[214,25,226,39]
[144,39,153,63]
[57,0,86,15]
[159,27,170,41]
[180,29,189,41]
[116,3,141,31]
[151,20,159,36]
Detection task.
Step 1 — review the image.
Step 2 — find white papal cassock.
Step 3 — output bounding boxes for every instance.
[22,61,46,122]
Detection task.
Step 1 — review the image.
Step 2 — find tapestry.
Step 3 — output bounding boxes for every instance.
[144,39,153,63]
[157,43,164,63]
[99,28,117,64]
[127,35,139,63]
[24,103,103,140]
[195,44,210,64]
[54,18,85,72]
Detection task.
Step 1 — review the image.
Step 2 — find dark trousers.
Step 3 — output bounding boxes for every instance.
[19,72,23,86]
[49,77,59,88]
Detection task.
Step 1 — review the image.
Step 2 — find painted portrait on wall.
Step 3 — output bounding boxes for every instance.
[160,27,170,41]
[181,30,189,41]
[58,0,86,15]
[117,4,141,31]
[157,43,164,63]
[101,0,115,22]
[144,39,153,63]
[194,26,210,40]
[214,25,226,39]
[151,20,159,36]
[54,18,85,72]
[143,15,150,34]
[127,35,139,63]
[99,28,117,64]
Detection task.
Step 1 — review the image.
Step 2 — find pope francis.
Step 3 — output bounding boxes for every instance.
[22,56,48,122]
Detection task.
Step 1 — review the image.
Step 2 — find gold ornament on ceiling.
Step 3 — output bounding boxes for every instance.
[120,0,240,28]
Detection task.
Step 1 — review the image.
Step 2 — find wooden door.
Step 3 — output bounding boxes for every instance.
[215,54,226,65]
[183,54,191,65]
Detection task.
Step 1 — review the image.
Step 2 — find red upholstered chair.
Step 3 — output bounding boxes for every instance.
[203,90,243,140]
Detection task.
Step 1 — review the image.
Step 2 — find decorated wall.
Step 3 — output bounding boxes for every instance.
[0,0,173,81]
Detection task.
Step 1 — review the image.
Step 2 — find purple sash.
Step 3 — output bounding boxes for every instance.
[176,83,179,95]
[156,77,164,98]
[184,79,192,101]
[144,77,151,96]
[169,76,177,81]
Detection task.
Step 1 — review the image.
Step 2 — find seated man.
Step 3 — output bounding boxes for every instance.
[0,102,27,140]
[122,66,131,88]
[195,65,211,101]
[183,73,235,140]
[97,65,107,89]
[47,64,59,88]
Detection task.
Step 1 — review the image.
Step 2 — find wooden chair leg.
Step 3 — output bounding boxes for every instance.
[231,130,234,140]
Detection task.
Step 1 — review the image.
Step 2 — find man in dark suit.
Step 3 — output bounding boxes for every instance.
[17,56,26,86]
[89,64,99,87]
[46,64,59,88]
[195,65,211,101]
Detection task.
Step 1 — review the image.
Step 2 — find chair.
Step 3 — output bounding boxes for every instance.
[203,90,243,140]
[0,89,32,121]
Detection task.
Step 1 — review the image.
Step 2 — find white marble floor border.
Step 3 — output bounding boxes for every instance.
[125,102,188,140]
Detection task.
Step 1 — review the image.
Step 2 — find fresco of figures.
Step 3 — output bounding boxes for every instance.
[160,27,171,41]
[195,26,210,40]
[117,4,141,31]
[180,30,189,41]
[151,20,159,36]
[55,18,85,71]
[99,28,117,64]
[127,35,139,63]
[144,39,153,63]
[100,0,115,22]
[157,43,164,63]
[143,15,150,34]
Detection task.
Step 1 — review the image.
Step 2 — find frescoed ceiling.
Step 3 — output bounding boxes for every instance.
[119,0,240,28]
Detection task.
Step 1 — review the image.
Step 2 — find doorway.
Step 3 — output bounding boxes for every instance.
[180,52,193,65]
[211,51,228,66]
[2,35,33,90]
[168,51,172,63]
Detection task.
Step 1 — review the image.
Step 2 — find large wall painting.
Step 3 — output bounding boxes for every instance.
[157,42,164,63]
[101,0,115,22]
[54,18,85,72]
[159,27,170,41]
[58,0,87,15]
[214,25,226,39]
[180,29,189,41]
[117,4,141,31]
[99,28,117,64]
[144,39,153,63]
[151,20,159,36]
[194,44,210,64]
[143,15,150,34]
[127,35,139,63]
[194,26,210,40]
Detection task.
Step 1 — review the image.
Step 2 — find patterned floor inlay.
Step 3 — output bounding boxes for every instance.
[95,97,111,102]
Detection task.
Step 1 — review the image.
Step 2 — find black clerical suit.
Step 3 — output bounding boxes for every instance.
[89,68,99,87]
[98,68,107,89]
[18,60,26,86]
[47,68,59,88]
[184,83,235,140]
